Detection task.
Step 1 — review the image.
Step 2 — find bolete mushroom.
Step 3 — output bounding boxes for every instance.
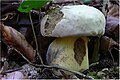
[41,5,105,72]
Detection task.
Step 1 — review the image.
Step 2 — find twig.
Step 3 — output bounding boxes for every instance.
[30,63,94,79]
[38,9,44,65]
[108,37,115,64]
[14,48,33,64]
[0,68,22,75]
[1,62,94,79]
[113,47,119,51]
[108,49,115,64]
[89,62,99,68]
[29,13,44,65]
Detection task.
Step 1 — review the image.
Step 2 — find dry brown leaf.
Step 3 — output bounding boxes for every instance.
[0,22,35,62]
[100,36,118,54]
[106,16,119,41]
[108,3,119,18]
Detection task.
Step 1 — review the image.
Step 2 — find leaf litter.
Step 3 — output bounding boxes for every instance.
[0,0,119,79]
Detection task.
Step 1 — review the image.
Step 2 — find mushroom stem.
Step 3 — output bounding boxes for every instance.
[46,36,89,72]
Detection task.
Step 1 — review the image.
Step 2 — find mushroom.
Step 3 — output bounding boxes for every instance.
[41,5,105,72]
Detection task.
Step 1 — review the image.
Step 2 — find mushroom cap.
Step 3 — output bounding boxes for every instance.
[41,5,106,37]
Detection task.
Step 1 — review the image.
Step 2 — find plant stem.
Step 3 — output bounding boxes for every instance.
[29,12,44,65]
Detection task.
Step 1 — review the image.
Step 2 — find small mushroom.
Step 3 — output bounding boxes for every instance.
[41,5,105,72]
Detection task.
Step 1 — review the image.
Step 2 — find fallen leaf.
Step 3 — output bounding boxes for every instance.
[106,16,119,41]
[108,3,119,18]
[100,36,118,54]
[0,22,36,62]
